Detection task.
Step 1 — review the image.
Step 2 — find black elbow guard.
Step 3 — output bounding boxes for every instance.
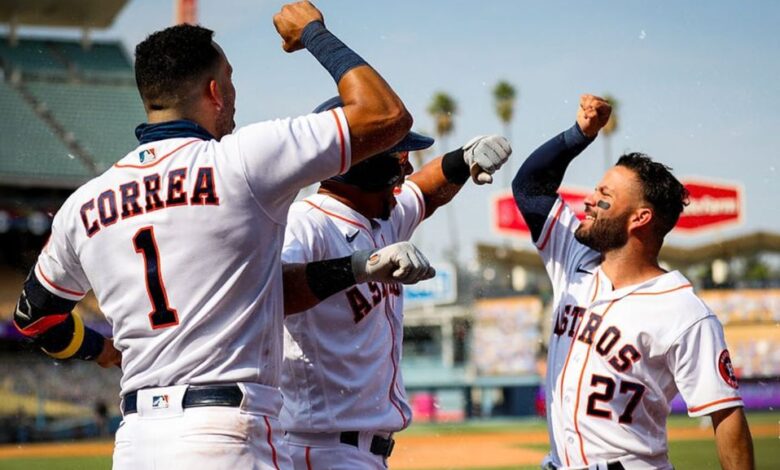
[14,270,103,361]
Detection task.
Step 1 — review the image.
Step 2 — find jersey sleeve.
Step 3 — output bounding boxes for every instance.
[535,196,598,295]
[389,181,426,242]
[282,206,327,264]
[666,315,744,417]
[233,108,352,223]
[34,205,90,301]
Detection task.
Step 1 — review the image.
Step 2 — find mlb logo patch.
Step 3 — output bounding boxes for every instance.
[139,148,156,163]
[152,394,170,409]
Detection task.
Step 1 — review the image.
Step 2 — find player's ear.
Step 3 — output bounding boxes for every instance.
[629,207,653,233]
[207,79,224,112]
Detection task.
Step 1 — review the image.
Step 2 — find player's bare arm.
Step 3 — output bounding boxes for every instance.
[711,407,755,470]
[512,94,612,241]
[274,1,412,164]
[410,135,511,219]
[283,241,435,315]
[96,338,122,369]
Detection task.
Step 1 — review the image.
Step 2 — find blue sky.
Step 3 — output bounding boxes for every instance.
[11,0,780,262]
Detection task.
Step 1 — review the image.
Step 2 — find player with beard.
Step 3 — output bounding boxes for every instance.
[512,94,753,470]
[279,97,511,469]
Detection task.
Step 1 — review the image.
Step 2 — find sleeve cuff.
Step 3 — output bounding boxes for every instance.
[563,123,594,148]
[687,397,744,417]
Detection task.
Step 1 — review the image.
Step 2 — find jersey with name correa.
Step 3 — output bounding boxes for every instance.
[34,109,351,415]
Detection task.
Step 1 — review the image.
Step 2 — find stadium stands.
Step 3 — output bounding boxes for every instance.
[0,39,68,77]
[0,35,145,186]
[26,82,145,172]
[0,80,91,184]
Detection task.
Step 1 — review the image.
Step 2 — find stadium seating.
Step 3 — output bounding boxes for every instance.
[0,81,92,183]
[0,39,68,77]
[26,82,146,172]
[57,42,133,79]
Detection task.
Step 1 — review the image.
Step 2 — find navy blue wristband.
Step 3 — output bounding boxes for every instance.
[442,148,470,184]
[301,21,368,84]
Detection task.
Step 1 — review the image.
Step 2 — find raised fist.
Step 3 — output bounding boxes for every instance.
[351,241,436,285]
[462,135,512,185]
[273,1,325,52]
[577,94,612,138]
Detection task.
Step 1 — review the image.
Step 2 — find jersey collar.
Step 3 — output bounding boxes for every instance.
[593,269,691,303]
[135,120,215,145]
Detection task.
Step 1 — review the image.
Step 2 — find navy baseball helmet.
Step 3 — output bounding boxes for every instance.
[314,97,434,191]
[314,96,435,154]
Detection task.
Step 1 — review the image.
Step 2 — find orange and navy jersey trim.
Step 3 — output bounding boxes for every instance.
[330,109,347,174]
[114,139,201,169]
[35,264,85,298]
[302,199,377,249]
[263,416,280,470]
[538,200,565,251]
[688,396,743,413]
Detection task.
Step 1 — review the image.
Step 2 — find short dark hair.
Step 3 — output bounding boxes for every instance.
[134,24,221,109]
[616,152,689,239]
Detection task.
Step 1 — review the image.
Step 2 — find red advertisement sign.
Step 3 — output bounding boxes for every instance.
[676,180,742,232]
[493,187,589,236]
[493,180,742,236]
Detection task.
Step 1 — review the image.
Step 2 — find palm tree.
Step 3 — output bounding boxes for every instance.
[602,94,619,170]
[427,92,459,263]
[427,92,457,153]
[492,80,517,185]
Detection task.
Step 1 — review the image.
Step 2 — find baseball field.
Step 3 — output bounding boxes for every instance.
[0,412,777,469]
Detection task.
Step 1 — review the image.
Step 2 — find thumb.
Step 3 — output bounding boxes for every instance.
[474,171,493,185]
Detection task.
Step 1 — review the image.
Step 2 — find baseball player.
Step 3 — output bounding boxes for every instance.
[512,94,754,469]
[280,96,512,469]
[12,1,419,468]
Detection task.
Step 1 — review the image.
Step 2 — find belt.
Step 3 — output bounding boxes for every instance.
[339,431,395,458]
[545,462,625,470]
[122,384,243,415]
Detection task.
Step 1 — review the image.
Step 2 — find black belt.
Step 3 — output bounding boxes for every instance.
[339,431,395,458]
[122,384,243,415]
[546,462,624,470]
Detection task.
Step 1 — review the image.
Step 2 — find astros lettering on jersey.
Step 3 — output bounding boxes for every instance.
[539,197,742,470]
[281,182,425,434]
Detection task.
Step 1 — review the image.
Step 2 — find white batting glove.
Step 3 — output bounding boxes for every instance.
[351,241,436,285]
[462,135,512,185]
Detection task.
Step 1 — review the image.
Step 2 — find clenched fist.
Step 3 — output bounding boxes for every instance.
[462,135,512,185]
[577,94,612,138]
[351,241,436,285]
[273,1,324,52]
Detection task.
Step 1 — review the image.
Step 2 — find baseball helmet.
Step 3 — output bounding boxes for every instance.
[314,97,434,191]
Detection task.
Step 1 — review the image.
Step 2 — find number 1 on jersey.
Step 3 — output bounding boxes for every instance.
[133,226,179,329]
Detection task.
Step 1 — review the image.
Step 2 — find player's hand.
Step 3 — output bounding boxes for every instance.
[273,1,325,53]
[351,242,436,285]
[96,338,121,369]
[462,135,512,185]
[576,94,612,138]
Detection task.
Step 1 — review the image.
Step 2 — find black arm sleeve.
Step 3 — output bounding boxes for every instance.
[511,123,595,242]
[305,256,357,300]
[14,269,104,361]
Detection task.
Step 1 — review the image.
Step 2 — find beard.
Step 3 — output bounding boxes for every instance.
[575,211,630,253]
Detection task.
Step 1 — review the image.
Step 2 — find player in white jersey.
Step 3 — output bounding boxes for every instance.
[280,96,512,469]
[12,2,418,468]
[512,94,754,470]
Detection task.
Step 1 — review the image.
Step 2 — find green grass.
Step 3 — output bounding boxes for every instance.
[1,412,777,469]
[0,456,111,470]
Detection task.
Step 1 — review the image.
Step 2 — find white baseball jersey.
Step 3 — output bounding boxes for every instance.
[280,182,426,434]
[539,197,742,470]
[34,109,351,414]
